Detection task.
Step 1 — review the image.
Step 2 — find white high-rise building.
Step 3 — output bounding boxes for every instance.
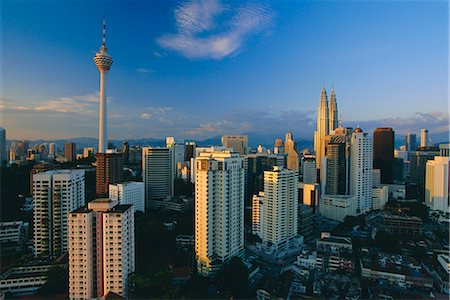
[109,182,145,212]
[0,127,6,163]
[166,136,185,178]
[372,185,388,210]
[69,199,135,299]
[349,128,373,214]
[252,192,264,239]
[425,156,449,213]
[142,147,173,208]
[262,166,298,252]
[33,170,85,258]
[195,150,244,276]
[421,128,429,147]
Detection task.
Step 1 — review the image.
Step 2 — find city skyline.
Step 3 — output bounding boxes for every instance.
[1,0,448,141]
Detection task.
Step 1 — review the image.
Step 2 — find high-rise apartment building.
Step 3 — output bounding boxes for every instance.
[195,150,244,276]
[244,153,285,205]
[68,199,135,299]
[284,131,299,170]
[0,127,6,163]
[425,156,449,212]
[109,182,145,213]
[252,192,264,239]
[95,150,124,197]
[410,148,440,201]
[420,128,429,147]
[64,142,76,162]
[349,128,373,213]
[262,166,298,252]
[142,147,173,208]
[221,135,248,155]
[373,128,394,183]
[33,170,85,258]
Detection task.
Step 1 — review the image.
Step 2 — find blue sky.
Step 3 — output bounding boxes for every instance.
[1,0,448,141]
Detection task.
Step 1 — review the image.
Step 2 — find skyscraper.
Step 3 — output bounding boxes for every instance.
[0,127,6,163]
[142,147,173,208]
[109,182,145,213]
[121,141,130,163]
[325,142,346,195]
[373,127,395,184]
[195,150,244,276]
[95,150,124,197]
[221,135,248,155]
[262,166,299,252]
[33,170,85,258]
[329,88,339,132]
[406,133,417,158]
[64,142,76,162]
[425,156,449,212]
[166,136,185,178]
[69,199,135,298]
[420,128,429,147]
[48,142,56,159]
[314,86,329,169]
[94,19,113,154]
[284,131,299,170]
[349,128,373,213]
[302,154,317,184]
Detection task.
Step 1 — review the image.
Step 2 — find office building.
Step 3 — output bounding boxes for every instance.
[319,195,357,222]
[262,166,299,252]
[221,135,248,155]
[302,154,317,184]
[0,128,5,163]
[421,128,429,147]
[142,147,173,208]
[64,142,76,162]
[406,133,417,159]
[410,148,440,201]
[0,221,27,243]
[48,143,56,159]
[83,147,95,158]
[185,142,196,162]
[349,128,373,213]
[109,182,145,213]
[314,86,329,169]
[95,150,124,197]
[69,199,135,299]
[324,142,346,195]
[298,204,315,244]
[121,141,130,163]
[440,144,450,157]
[373,127,394,183]
[284,131,299,171]
[382,213,422,237]
[166,137,185,178]
[372,185,388,210]
[425,156,449,212]
[33,170,85,258]
[195,150,244,276]
[299,182,319,213]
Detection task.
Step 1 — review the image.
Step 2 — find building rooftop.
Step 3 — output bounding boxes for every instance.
[106,204,132,213]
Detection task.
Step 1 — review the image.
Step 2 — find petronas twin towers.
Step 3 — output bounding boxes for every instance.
[314,85,339,168]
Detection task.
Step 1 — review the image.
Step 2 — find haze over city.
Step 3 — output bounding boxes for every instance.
[2,0,448,141]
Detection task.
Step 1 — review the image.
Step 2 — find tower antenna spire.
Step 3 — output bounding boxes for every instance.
[102,18,106,49]
[339,113,343,128]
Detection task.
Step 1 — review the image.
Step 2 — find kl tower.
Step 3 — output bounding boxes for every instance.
[93,19,113,153]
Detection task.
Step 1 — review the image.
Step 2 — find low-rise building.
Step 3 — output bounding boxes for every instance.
[382,213,423,237]
[316,234,353,272]
[0,221,26,243]
[319,195,357,222]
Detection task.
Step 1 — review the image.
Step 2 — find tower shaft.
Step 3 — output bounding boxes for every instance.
[98,71,107,153]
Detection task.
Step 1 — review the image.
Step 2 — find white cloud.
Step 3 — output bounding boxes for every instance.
[140,113,151,119]
[157,0,273,60]
[136,68,153,74]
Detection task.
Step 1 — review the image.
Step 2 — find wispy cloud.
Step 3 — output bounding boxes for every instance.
[0,92,105,115]
[157,0,274,60]
[136,68,153,74]
[139,106,173,120]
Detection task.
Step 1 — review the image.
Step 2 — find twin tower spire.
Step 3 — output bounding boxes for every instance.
[314,85,340,168]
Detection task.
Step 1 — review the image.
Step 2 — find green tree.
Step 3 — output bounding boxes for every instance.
[215,257,249,298]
